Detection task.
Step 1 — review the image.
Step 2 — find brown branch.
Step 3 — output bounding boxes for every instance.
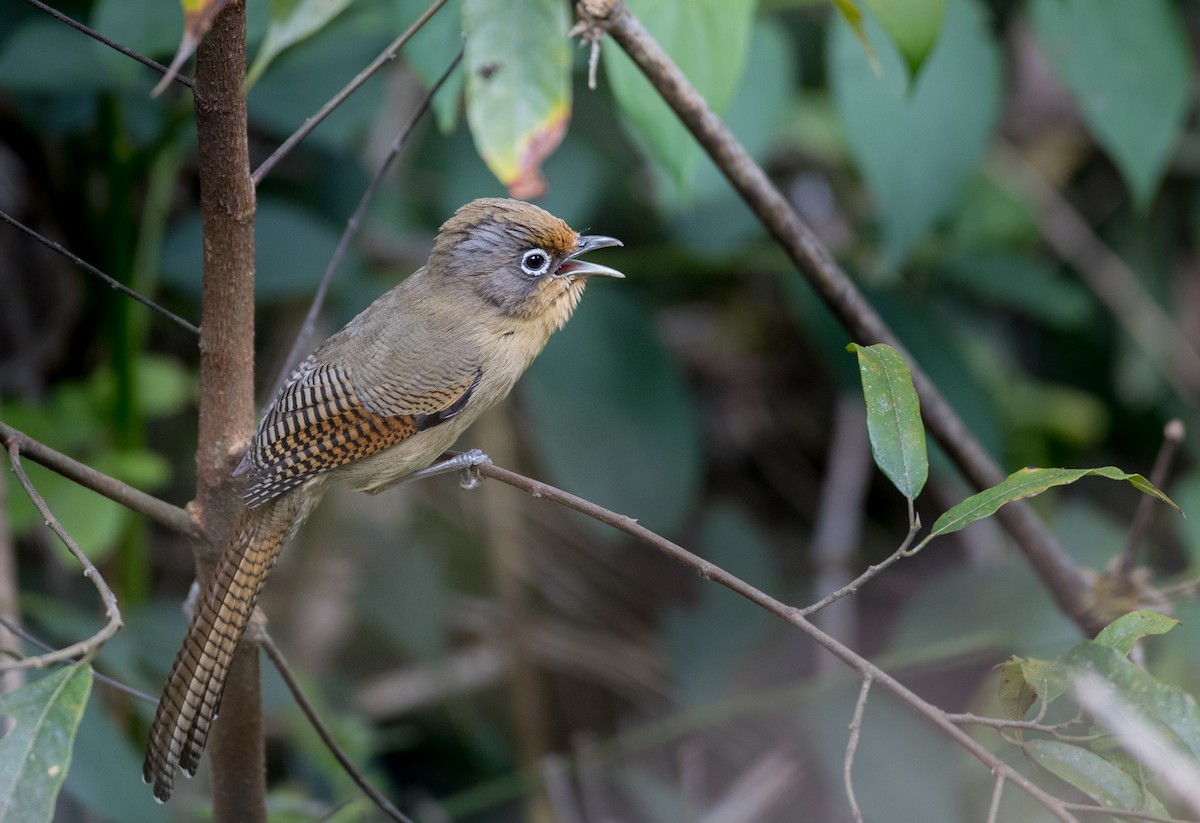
[0,209,199,335]
[259,633,415,823]
[21,0,193,89]
[250,0,453,186]
[2,444,122,672]
[191,2,263,819]
[987,774,1005,823]
[473,460,1080,822]
[0,422,198,538]
[575,0,1098,635]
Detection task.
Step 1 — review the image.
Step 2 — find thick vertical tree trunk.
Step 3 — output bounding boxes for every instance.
[190,1,265,818]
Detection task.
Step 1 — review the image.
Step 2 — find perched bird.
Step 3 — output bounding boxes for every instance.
[143,198,623,801]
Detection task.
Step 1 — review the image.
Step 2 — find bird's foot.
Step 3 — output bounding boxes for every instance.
[401,449,491,489]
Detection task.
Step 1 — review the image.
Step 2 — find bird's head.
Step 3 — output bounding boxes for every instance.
[430,198,623,332]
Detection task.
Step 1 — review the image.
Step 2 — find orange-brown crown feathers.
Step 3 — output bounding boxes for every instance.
[429,198,622,329]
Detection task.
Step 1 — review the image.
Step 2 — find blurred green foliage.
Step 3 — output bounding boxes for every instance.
[2,0,1200,820]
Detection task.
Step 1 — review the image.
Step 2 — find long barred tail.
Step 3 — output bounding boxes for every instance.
[143,491,310,802]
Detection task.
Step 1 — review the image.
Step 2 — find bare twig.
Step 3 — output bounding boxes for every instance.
[1117,419,1185,577]
[269,42,465,395]
[0,209,199,335]
[800,520,921,617]
[250,0,452,186]
[693,748,797,823]
[0,422,198,538]
[472,459,1080,822]
[0,616,156,703]
[20,0,193,88]
[3,444,122,672]
[945,711,1080,733]
[575,0,1097,635]
[1074,673,1200,818]
[987,774,1005,823]
[259,632,415,823]
[844,677,871,823]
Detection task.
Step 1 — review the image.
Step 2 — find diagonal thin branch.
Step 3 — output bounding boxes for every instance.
[250,0,453,186]
[0,615,156,703]
[472,459,1080,822]
[269,42,465,396]
[2,444,122,672]
[799,519,921,617]
[0,209,199,335]
[20,0,193,88]
[1117,418,1185,577]
[259,632,416,823]
[0,422,198,539]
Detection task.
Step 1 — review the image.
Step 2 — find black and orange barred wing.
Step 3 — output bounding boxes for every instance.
[237,357,480,506]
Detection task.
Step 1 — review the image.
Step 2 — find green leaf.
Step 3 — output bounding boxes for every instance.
[1029,0,1190,209]
[997,657,1036,721]
[1070,644,1200,760]
[829,0,1001,268]
[863,0,946,74]
[1026,739,1167,815]
[929,466,1180,540]
[246,0,354,88]
[463,0,570,198]
[1094,610,1179,657]
[847,343,927,501]
[0,664,93,823]
[523,288,703,538]
[604,0,756,201]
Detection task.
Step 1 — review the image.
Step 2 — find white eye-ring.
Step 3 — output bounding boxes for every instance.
[520,248,552,276]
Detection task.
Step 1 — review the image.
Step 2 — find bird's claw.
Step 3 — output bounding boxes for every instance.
[456,448,490,490]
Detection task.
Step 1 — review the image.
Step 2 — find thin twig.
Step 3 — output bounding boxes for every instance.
[20,0,193,88]
[0,422,198,538]
[259,632,416,823]
[1117,419,1185,577]
[2,445,122,672]
[268,42,465,396]
[0,209,199,335]
[800,520,921,617]
[472,459,1080,823]
[250,0,452,186]
[987,773,1004,823]
[576,0,1097,635]
[0,616,156,703]
[945,711,1079,733]
[844,677,871,823]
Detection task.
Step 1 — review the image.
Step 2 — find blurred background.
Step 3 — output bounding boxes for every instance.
[2,0,1200,820]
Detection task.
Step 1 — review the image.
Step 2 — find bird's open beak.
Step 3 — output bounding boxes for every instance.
[555,234,624,279]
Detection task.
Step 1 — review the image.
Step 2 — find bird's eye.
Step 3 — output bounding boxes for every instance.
[520,248,551,276]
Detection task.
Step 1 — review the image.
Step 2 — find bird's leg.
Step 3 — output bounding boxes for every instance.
[395,448,492,489]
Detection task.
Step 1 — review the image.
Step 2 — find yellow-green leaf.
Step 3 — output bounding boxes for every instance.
[863,0,946,74]
[1094,610,1179,657]
[463,0,570,197]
